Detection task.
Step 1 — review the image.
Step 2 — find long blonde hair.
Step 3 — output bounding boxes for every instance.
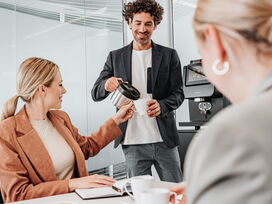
[193,0,272,53]
[1,57,59,121]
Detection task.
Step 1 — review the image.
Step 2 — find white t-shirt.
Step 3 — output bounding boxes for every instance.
[123,48,163,145]
[30,117,75,180]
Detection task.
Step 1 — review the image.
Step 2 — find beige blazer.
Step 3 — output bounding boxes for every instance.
[0,107,121,202]
[184,73,272,204]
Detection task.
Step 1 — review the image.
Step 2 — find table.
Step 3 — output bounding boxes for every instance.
[8,180,178,204]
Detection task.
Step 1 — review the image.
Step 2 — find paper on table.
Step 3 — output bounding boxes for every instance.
[75,187,120,199]
[75,178,131,200]
[112,178,131,192]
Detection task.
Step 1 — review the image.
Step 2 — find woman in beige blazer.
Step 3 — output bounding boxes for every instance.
[0,57,134,202]
[171,0,272,203]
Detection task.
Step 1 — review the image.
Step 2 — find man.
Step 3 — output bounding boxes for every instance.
[91,0,184,182]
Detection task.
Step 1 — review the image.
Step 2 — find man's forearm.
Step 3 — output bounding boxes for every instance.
[91,79,109,101]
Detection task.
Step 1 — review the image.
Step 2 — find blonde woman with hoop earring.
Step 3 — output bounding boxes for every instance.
[171,0,272,203]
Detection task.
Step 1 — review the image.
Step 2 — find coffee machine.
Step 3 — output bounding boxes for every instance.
[178,59,230,171]
[180,59,230,128]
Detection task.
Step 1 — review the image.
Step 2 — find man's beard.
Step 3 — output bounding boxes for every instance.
[134,32,151,45]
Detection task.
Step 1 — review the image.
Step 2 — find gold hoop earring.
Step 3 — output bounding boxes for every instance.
[212,59,230,75]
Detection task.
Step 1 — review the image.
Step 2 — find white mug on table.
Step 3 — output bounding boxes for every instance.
[124,175,154,204]
[139,188,178,204]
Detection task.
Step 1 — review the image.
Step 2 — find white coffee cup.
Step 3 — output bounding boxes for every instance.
[124,175,154,204]
[139,188,178,204]
[134,97,150,116]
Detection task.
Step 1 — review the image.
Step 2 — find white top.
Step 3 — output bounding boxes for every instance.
[30,117,75,180]
[123,48,163,145]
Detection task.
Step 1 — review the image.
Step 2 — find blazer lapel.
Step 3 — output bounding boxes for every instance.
[15,107,57,181]
[121,42,133,83]
[152,42,163,91]
[48,112,88,177]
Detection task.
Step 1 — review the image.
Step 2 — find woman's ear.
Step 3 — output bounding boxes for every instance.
[37,84,47,96]
[203,24,226,62]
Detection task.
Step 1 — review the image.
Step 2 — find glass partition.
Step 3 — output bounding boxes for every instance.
[0,0,124,171]
[173,0,200,125]
[86,1,124,170]
[0,0,16,109]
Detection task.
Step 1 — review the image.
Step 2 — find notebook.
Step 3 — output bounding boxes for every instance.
[75,178,132,200]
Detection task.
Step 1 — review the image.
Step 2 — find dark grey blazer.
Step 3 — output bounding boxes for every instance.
[91,41,184,148]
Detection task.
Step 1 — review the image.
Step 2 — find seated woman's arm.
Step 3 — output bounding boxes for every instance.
[59,103,133,159]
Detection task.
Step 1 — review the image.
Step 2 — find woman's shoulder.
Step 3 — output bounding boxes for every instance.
[49,110,70,121]
[190,93,272,155]
[0,116,17,142]
[0,116,16,130]
[209,92,272,131]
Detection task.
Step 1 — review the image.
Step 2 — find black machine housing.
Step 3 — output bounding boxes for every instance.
[183,59,230,123]
[177,59,230,172]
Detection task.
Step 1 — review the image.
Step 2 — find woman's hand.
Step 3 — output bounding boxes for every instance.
[112,102,134,125]
[170,182,186,204]
[68,174,116,192]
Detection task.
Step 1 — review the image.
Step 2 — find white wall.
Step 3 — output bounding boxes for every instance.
[173,0,200,126]
[86,30,125,170]
[0,7,16,111]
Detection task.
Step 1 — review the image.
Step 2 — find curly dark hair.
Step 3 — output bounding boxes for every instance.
[122,0,164,26]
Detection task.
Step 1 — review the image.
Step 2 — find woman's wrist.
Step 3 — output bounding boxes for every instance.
[68,179,76,192]
[111,116,121,125]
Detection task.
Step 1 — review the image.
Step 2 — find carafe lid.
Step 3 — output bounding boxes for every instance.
[118,82,140,100]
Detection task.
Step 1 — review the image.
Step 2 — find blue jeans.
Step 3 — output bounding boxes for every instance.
[122,142,182,182]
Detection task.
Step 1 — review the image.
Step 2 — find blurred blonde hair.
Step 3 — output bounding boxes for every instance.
[193,0,272,53]
[0,57,59,121]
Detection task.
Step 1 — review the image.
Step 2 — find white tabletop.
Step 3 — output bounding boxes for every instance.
[8,180,178,204]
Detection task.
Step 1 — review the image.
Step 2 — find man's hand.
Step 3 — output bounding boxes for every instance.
[104,77,122,92]
[146,99,161,117]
